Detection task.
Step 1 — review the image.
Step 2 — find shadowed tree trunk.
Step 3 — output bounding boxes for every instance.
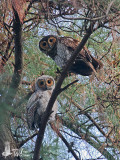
[0,6,22,160]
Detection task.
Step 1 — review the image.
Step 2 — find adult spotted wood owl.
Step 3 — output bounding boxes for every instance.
[26,75,57,130]
[39,35,103,76]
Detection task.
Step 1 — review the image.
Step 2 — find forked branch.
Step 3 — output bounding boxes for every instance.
[33,22,94,160]
[50,122,81,160]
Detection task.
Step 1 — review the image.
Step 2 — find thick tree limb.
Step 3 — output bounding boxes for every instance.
[3,7,23,105]
[0,7,23,160]
[33,23,94,160]
[10,7,23,90]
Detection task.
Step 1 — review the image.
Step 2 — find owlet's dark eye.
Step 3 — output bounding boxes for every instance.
[40,81,44,85]
[47,80,51,84]
[46,78,54,86]
[38,80,44,87]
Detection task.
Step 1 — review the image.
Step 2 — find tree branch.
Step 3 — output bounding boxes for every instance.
[0,6,23,160]
[9,7,23,91]
[33,23,94,160]
[18,132,38,148]
[50,122,81,160]
[63,93,114,144]
[59,116,116,160]
[60,80,79,93]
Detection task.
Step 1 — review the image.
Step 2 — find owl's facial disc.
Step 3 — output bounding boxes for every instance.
[39,36,57,56]
[37,78,54,90]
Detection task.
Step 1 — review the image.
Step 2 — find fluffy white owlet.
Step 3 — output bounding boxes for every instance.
[26,75,57,130]
[39,35,103,76]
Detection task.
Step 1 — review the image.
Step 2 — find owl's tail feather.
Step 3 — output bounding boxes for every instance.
[87,62,99,80]
[88,59,103,80]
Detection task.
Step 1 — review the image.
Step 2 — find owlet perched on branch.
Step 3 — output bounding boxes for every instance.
[39,35,103,76]
[26,75,57,130]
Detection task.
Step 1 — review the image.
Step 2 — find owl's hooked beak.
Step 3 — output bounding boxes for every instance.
[48,44,53,51]
[44,84,52,90]
[44,85,48,90]
[49,44,53,48]
[44,45,53,54]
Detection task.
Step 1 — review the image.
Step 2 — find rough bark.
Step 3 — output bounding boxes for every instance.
[33,23,94,160]
[0,6,23,160]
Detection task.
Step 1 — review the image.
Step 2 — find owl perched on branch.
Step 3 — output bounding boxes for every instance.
[39,35,103,76]
[26,75,57,130]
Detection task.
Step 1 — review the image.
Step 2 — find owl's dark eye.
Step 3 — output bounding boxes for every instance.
[40,81,44,85]
[46,78,54,86]
[42,42,47,46]
[49,39,53,42]
[38,80,45,87]
[47,80,51,84]
[39,40,50,51]
[48,37,56,45]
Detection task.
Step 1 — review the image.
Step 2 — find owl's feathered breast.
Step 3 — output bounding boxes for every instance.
[57,37,91,60]
[54,37,79,68]
[27,90,52,115]
[27,90,52,129]
[54,37,103,76]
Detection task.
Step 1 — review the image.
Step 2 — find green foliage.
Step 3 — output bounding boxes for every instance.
[23,33,58,81]
[0,1,120,159]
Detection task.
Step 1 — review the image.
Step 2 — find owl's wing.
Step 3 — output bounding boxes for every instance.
[59,37,79,51]
[59,37,94,61]
[71,47,103,76]
[59,37,95,62]
[49,100,58,122]
[58,36,103,76]
[26,92,43,130]
[77,47,103,70]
